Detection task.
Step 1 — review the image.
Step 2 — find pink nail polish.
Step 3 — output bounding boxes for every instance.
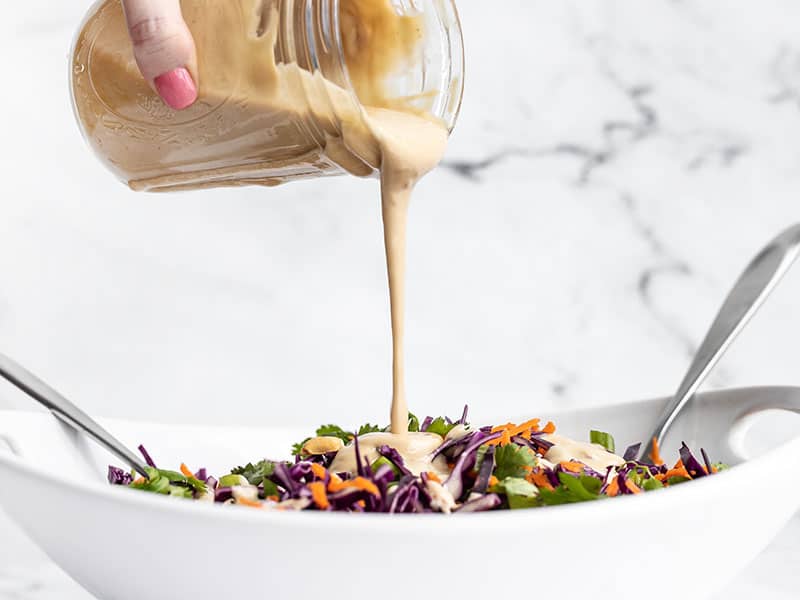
[154,68,197,110]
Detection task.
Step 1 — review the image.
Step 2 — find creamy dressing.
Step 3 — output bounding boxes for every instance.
[329,432,450,479]
[543,434,626,472]
[366,109,448,434]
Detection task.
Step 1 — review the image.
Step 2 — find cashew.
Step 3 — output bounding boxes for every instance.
[302,436,345,455]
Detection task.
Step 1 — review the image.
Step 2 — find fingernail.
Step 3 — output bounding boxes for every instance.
[154,68,197,110]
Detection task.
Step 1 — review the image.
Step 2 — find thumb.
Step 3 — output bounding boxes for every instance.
[121,0,198,110]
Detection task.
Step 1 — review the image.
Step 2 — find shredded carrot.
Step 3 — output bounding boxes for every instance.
[605,478,620,497]
[542,421,556,434]
[237,497,263,508]
[560,461,584,473]
[357,500,366,508]
[308,481,330,510]
[659,465,691,482]
[625,479,642,494]
[490,423,515,433]
[329,476,381,497]
[488,475,499,488]
[528,470,554,491]
[485,430,513,447]
[649,437,665,466]
[310,463,328,480]
[327,474,346,493]
[180,463,195,479]
[267,495,280,502]
[507,418,541,437]
[425,472,442,484]
[132,477,145,485]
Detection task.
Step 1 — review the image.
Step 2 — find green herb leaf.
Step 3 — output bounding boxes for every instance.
[425,417,458,438]
[537,473,604,506]
[407,413,420,433]
[315,425,354,443]
[713,462,730,472]
[291,438,311,456]
[230,460,277,486]
[490,477,539,509]
[493,444,538,480]
[357,423,383,436]
[589,430,616,454]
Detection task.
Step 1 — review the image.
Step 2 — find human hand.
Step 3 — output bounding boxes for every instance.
[121,0,198,109]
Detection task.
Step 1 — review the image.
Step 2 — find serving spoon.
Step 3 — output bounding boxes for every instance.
[0,353,151,477]
[640,224,800,462]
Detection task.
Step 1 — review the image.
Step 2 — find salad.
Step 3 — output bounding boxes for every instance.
[108,407,727,513]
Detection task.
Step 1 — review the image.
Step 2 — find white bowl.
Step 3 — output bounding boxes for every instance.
[1,387,799,600]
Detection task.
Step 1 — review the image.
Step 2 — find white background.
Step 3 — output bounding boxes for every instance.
[1,1,799,597]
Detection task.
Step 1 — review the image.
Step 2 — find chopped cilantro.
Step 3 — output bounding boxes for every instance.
[537,473,604,506]
[230,460,276,486]
[315,425,353,443]
[491,477,538,509]
[407,413,420,433]
[425,417,458,437]
[357,423,383,436]
[493,444,537,480]
[291,439,311,456]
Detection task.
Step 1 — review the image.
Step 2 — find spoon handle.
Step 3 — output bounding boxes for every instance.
[0,353,151,477]
[642,224,800,461]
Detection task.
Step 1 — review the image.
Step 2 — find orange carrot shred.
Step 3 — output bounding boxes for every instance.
[488,475,499,488]
[560,461,584,473]
[625,479,642,494]
[310,463,328,480]
[308,481,330,510]
[507,418,541,438]
[267,495,279,502]
[132,477,146,485]
[542,421,556,434]
[528,470,554,491]
[425,472,442,484]
[490,423,515,433]
[180,463,195,479]
[330,477,380,497]
[649,437,665,466]
[237,497,263,508]
[605,478,620,497]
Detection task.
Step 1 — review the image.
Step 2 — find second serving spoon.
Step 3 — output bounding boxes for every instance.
[641,224,800,462]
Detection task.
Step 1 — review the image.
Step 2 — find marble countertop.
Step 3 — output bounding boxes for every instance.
[1,0,800,597]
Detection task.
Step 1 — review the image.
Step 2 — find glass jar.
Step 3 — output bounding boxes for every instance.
[70,0,464,192]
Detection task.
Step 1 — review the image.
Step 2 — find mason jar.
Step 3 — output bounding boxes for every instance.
[70,0,464,192]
